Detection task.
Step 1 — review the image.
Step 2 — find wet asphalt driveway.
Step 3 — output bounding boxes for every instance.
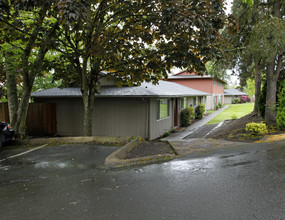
[1,142,285,219]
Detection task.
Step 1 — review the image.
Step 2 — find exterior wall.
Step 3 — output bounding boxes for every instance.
[35,96,210,140]
[224,96,232,104]
[168,77,225,110]
[92,98,148,138]
[212,79,225,94]
[205,95,214,110]
[168,78,225,94]
[149,98,173,140]
[37,97,148,138]
[168,78,213,93]
[52,98,84,136]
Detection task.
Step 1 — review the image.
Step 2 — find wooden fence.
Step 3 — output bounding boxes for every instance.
[0,102,57,136]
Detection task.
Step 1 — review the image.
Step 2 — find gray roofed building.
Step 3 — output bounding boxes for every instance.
[224,88,249,104]
[224,88,248,96]
[31,80,209,98]
[31,80,209,140]
[168,74,228,84]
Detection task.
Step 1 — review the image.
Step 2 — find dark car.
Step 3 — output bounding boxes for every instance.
[0,122,15,149]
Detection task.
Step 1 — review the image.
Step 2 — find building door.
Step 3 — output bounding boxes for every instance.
[174,99,178,127]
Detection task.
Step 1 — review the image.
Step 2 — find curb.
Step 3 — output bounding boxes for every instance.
[256,133,285,143]
[104,138,178,169]
[17,136,132,146]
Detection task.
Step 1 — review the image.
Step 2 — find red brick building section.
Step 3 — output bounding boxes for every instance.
[167,70,226,110]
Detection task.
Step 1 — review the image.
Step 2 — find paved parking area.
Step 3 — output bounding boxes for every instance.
[0,143,119,219]
[1,141,285,219]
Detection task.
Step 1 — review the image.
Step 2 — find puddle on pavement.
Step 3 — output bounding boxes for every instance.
[223,160,256,168]
[168,157,218,172]
[220,151,248,159]
[34,161,69,169]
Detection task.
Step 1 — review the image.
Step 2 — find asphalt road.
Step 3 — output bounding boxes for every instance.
[1,142,285,220]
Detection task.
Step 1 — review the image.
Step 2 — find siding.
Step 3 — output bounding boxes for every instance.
[92,98,148,138]
[224,96,232,104]
[149,98,173,140]
[168,78,214,93]
[35,97,181,140]
[56,98,84,136]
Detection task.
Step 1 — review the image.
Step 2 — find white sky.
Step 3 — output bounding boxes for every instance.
[225,0,233,15]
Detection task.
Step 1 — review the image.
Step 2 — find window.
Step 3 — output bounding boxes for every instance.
[157,99,170,120]
[193,97,197,106]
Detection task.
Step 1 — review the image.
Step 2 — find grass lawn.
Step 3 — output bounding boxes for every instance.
[206,110,216,115]
[207,103,254,124]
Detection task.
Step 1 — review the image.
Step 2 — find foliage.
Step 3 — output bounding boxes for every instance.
[244,78,255,97]
[232,98,241,104]
[215,103,222,110]
[257,80,267,118]
[224,0,285,124]
[231,114,238,119]
[53,0,228,136]
[245,122,268,135]
[240,95,250,103]
[181,108,191,127]
[195,104,205,119]
[189,106,195,120]
[1,0,229,136]
[0,1,60,135]
[32,72,61,92]
[276,82,285,129]
[205,61,231,84]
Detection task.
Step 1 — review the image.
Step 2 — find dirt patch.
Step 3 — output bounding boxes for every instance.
[207,112,275,142]
[124,141,176,159]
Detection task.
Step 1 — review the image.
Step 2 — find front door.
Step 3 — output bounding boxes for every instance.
[174,99,178,127]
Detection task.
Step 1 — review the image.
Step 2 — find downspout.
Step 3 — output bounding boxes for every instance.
[142,98,151,140]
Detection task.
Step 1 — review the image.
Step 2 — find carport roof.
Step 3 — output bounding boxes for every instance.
[31,80,209,98]
[224,88,248,96]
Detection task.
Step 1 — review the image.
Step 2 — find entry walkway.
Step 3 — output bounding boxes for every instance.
[162,105,230,141]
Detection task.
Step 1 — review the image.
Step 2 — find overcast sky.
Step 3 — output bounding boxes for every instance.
[225,0,233,15]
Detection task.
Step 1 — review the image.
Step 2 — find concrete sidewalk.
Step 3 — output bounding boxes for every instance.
[162,105,230,141]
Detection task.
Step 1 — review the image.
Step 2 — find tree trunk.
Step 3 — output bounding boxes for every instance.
[82,90,95,136]
[5,58,18,126]
[253,63,261,114]
[15,85,32,136]
[265,58,279,124]
[264,1,282,124]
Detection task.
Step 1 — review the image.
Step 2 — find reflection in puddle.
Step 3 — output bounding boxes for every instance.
[169,157,218,172]
[34,161,69,169]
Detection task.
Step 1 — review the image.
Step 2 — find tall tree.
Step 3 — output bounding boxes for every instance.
[0,1,59,135]
[55,0,227,136]
[225,0,285,122]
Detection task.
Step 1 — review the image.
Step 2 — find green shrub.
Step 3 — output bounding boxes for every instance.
[195,104,205,119]
[215,104,219,110]
[257,80,267,118]
[218,102,222,108]
[189,106,195,119]
[232,98,241,104]
[231,114,238,120]
[245,122,268,135]
[181,108,191,126]
[277,81,285,129]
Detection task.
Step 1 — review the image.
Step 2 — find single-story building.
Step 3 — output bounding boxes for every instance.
[224,88,248,104]
[167,70,226,110]
[31,81,209,140]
